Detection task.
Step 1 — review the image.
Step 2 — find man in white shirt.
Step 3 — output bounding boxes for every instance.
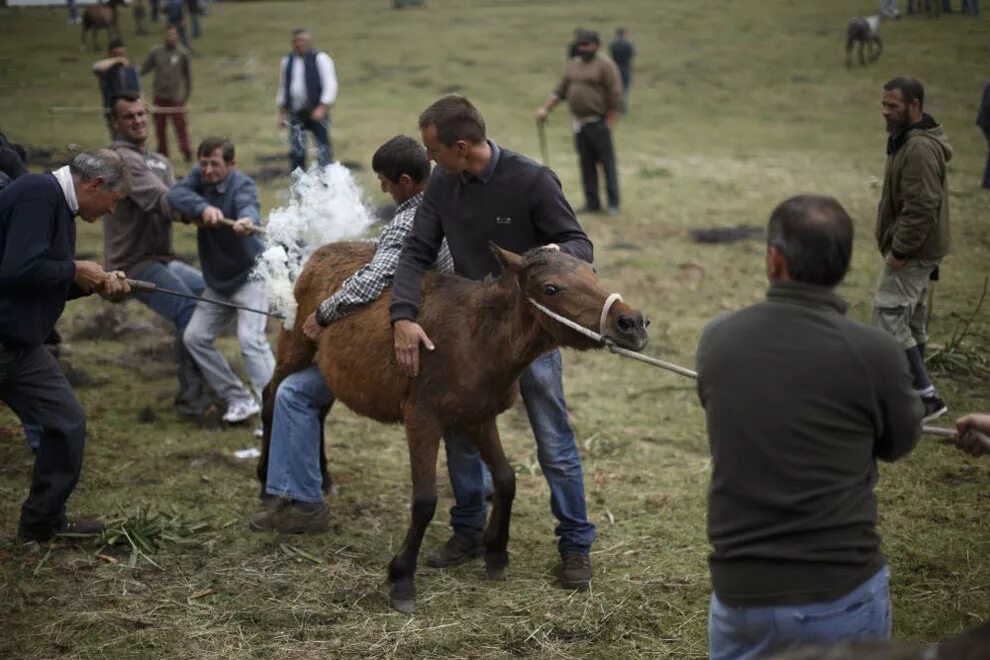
[275,28,338,171]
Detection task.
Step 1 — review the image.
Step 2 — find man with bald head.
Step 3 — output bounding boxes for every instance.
[696,195,923,659]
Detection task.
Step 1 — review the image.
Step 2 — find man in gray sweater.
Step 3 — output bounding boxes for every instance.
[696,195,923,659]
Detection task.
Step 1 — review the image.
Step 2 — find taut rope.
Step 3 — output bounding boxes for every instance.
[526,295,989,447]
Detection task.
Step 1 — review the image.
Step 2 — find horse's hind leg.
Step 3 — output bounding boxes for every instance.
[387,410,442,614]
[467,419,516,580]
[257,325,317,494]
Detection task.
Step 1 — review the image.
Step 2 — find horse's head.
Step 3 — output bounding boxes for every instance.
[492,244,649,352]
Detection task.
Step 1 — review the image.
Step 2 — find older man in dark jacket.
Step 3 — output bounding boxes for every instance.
[0,150,131,541]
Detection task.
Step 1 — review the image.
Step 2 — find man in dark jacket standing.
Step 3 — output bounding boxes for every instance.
[276,28,338,171]
[609,27,635,114]
[536,30,623,216]
[697,195,923,659]
[391,95,597,591]
[873,77,953,421]
[91,39,141,138]
[977,79,990,189]
[0,150,131,541]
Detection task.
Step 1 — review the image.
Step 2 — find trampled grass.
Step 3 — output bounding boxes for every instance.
[0,1,988,657]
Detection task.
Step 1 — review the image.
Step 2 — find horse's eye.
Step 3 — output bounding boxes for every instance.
[543,284,559,296]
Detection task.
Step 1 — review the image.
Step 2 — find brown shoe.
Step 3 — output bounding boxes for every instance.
[426,534,484,568]
[249,500,329,534]
[559,552,592,590]
[17,516,106,543]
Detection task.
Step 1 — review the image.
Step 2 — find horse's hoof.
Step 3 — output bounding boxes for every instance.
[485,552,509,580]
[486,564,506,581]
[390,596,417,614]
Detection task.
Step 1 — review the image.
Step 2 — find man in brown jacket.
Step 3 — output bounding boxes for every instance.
[106,91,212,418]
[873,76,953,421]
[141,25,193,162]
[535,30,623,216]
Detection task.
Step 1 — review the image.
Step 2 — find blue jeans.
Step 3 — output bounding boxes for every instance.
[288,110,333,171]
[708,566,892,660]
[132,260,212,416]
[444,350,595,556]
[264,365,334,504]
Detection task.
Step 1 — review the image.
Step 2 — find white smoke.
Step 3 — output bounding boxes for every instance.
[254,163,377,328]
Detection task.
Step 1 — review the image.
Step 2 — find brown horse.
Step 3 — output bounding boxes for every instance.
[257,241,649,613]
[81,0,128,52]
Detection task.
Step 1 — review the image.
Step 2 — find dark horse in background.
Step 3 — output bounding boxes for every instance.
[81,0,129,52]
[257,242,649,614]
[846,14,884,67]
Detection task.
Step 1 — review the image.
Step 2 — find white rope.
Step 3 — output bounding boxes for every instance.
[525,294,984,444]
[526,294,698,379]
[600,293,623,337]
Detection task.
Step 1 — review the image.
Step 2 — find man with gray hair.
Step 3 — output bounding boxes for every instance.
[696,195,922,658]
[0,150,132,542]
[276,28,338,171]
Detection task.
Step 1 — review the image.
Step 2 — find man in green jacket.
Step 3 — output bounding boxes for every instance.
[874,76,953,421]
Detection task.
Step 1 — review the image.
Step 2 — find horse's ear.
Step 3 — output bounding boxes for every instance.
[490,242,525,273]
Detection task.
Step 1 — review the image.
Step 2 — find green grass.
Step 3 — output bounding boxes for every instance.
[1,1,989,657]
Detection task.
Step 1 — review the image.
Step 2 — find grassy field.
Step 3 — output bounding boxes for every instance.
[1,1,989,657]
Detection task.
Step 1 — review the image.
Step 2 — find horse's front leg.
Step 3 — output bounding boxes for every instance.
[466,419,516,580]
[387,409,441,614]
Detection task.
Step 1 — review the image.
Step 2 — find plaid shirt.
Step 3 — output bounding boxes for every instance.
[316,192,453,326]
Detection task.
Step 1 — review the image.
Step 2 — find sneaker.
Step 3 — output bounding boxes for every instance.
[18,516,105,543]
[426,534,484,568]
[559,552,592,590]
[249,500,329,534]
[606,206,620,217]
[921,394,948,422]
[223,398,261,424]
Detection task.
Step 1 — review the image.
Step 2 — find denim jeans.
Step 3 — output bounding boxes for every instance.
[982,127,990,188]
[708,566,892,660]
[444,349,595,556]
[0,345,86,535]
[264,365,334,503]
[132,259,213,416]
[288,110,333,171]
[182,279,275,405]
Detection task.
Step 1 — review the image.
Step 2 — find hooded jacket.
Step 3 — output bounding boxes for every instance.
[875,114,952,261]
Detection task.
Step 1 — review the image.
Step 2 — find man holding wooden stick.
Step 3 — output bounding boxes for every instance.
[167,137,273,425]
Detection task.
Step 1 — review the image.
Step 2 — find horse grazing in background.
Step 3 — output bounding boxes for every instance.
[845,14,884,67]
[81,0,128,52]
[257,242,649,614]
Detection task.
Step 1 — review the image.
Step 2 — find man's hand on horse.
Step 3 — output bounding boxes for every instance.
[393,319,435,378]
[302,311,323,342]
[201,205,224,227]
[98,270,131,302]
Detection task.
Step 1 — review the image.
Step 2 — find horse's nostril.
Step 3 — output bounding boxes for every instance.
[617,315,634,333]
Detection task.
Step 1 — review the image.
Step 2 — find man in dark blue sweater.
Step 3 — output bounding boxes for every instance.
[0,150,132,542]
[390,95,597,590]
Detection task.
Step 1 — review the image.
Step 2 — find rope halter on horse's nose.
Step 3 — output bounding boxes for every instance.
[524,292,699,379]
